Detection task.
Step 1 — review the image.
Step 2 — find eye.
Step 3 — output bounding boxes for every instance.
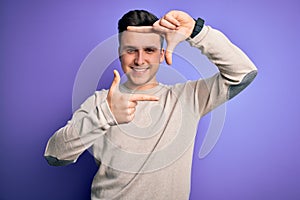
[145,48,156,54]
[126,48,136,54]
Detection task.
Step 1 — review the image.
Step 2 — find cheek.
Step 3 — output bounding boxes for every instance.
[147,52,164,64]
[150,53,164,64]
[120,55,134,73]
[120,55,132,65]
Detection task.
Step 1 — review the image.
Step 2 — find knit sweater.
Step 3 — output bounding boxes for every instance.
[44,25,257,200]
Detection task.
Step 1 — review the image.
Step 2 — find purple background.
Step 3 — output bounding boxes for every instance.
[1,0,300,199]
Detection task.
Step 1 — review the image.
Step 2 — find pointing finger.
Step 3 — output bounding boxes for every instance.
[130,94,159,102]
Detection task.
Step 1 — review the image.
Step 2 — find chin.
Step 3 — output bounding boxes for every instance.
[126,78,156,90]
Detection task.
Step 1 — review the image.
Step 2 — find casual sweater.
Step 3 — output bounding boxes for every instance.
[44,25,258,200]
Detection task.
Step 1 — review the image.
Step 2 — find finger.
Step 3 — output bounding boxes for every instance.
[128,113,135,122]
[159,18,178,30]
[162,14,180,27]
[128,24,170,35]
[127,107,136,115]
[128,101,138,108]
[152,21,172,33]
[127,26,155,33]
[130,94,159,102]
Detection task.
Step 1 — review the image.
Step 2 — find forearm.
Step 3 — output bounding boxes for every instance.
[187,25,257,99]
[44,91,116,166]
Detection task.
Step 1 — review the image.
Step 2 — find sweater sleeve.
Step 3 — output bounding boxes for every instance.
[185,25,258,116]
[44,90,117,166]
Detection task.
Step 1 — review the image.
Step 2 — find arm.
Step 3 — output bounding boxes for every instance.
[44,91,116,166]
[44,71,159,166]
[127,10,257,115]
[186,24,257,115]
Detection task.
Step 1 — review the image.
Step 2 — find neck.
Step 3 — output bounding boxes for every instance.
[124,81,159,91]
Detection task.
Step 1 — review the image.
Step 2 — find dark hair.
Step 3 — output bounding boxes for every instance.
[118,10,163,47]
[118,10,159,33]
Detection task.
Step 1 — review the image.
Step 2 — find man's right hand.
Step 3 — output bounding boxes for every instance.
[106,70,159,124]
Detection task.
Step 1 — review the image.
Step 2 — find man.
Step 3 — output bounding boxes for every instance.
[44,9,257,200]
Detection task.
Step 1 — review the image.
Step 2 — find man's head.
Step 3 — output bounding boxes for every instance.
[118,10,165,90]
[118,10,164,46]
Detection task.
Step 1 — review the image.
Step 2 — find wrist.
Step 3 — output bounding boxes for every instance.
[190,17,205,38]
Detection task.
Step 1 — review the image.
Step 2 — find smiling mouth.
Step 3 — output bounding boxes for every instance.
[131,67,150,72]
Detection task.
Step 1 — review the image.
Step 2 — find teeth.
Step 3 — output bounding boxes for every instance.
[133,68,148,72]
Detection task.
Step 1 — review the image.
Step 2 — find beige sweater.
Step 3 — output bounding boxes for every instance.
[44,26,257,200]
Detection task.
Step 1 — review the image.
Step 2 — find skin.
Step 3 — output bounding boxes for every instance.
[119,31,165,91]
[107,10,195,124]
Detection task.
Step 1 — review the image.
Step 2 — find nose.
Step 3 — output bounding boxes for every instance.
[134,50,145,66]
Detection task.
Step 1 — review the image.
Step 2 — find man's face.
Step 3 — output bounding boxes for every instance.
[119,31,164,90]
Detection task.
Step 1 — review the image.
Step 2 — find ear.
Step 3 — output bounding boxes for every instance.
[159,48,165,63]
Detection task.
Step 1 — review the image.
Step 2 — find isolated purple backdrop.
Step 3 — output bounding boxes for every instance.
[1,0,300,199]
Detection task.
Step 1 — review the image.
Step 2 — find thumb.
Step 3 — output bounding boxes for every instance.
[165,31,187,65]
[109,69,121,93]
[165,42,176,65]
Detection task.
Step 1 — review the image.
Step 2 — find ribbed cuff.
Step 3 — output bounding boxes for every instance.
[100,100,118,127]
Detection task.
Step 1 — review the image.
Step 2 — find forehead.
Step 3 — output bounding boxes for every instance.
[119,31,161,48]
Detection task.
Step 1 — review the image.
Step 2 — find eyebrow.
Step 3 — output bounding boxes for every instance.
[122,45,160,50]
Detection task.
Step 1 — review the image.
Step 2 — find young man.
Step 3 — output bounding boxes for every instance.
[44,10,257,200]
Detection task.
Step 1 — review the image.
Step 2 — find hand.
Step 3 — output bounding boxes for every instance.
[127,10,195,65]
[107,70,159,124]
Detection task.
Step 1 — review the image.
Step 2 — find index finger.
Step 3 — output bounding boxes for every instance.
[127,25,170,34]
[162,14,180,27]
[127,26,155,33]
[130,94,159,102]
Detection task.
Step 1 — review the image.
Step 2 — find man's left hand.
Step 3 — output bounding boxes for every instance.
[127,10,195,65]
